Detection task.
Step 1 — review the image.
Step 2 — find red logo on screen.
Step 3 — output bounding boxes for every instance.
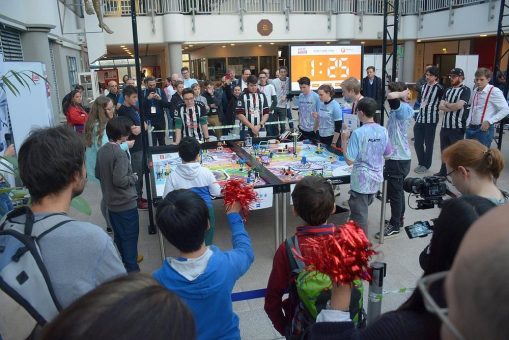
[341,47,346,53]
[297,48,307,54]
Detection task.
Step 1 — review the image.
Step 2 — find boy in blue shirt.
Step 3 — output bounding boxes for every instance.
[296,77,320,141]
[341,97,392,234]
[376,82,414,239]
[153,190,254,340]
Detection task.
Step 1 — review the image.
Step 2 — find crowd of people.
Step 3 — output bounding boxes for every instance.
[1,63,508,340]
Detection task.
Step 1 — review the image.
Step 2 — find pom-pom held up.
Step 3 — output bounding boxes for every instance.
[222,179,258,221]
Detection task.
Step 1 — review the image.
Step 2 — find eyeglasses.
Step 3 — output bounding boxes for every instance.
[445,168,457,183]
[417,271,465,340]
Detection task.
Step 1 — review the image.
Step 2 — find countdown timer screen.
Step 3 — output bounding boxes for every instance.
[289,45,362,92]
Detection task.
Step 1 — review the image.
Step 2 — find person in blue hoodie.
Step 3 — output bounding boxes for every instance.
[153,189,254,340]
[162,137,221,244]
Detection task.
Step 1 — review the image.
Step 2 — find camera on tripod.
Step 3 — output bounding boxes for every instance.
[403,176,447,210]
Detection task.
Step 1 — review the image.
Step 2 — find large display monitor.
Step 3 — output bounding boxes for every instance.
[289,45,363,92]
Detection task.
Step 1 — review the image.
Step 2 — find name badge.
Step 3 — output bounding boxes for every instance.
[151,106,156,114]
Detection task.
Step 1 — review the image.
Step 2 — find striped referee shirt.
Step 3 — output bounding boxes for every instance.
[416,83,443,124]
[174,103,209,141]
[235,90,269,131]
[441,85,471,129]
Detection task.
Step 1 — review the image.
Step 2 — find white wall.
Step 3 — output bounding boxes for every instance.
[103,2,497,44]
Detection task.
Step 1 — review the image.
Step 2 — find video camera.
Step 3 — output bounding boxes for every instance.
[403,176,447,210]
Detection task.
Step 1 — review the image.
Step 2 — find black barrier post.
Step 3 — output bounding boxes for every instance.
[367,262,386,325]
[130,0,157,234]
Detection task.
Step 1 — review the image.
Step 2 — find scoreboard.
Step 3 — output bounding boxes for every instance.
[289,45,362,92]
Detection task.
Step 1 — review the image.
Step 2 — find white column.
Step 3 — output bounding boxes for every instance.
[403,40,416,83]
[167,42,183,75]
[21,24,59,121]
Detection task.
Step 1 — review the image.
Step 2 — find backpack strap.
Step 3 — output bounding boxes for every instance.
[2,206,74,239]
[285,235,305,275]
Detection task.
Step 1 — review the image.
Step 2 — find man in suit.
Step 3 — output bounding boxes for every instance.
[361,66,383,107]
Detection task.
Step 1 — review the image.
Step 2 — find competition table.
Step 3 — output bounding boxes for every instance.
[147,138,351,254]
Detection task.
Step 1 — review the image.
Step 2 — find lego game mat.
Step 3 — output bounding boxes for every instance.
[243,141,352,183]
[151,146,266,198]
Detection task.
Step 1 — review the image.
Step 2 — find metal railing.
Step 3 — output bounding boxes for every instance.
[102,0,491,16]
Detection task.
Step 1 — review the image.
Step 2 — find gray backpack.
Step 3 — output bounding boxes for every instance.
[0,207,74,340]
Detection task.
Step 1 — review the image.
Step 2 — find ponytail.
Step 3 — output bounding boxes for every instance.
[483,148,504,179]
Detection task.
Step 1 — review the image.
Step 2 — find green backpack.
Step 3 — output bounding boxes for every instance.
[286,234,366,338]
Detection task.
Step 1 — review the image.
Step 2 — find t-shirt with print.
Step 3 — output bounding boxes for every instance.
[387,101,413,160]
[297,91,320,132]
[318,99,342,137]
[346,123,392,194]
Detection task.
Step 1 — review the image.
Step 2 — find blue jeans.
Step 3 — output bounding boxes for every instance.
[109,208,140,272]
[465,124,494,148]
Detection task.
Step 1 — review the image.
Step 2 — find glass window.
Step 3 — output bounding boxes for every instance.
[227,56,259,76]
[208,58,226,80]
[66,56,78,88]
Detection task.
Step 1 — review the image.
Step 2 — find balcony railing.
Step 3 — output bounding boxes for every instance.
[102,0,488,16]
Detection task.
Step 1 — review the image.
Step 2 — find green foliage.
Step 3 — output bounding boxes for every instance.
[1,70,47,96]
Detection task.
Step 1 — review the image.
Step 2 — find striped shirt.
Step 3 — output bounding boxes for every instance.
[441,85,471,129]
[174,103,209,141]
[416,83,443,124]
[235,90,269,131]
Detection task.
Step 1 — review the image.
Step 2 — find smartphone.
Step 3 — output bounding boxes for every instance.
[405,221,433,239]
[4,133,12,147]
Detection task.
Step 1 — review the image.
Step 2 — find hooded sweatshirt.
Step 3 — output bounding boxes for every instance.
[153,213,254,340]
[162,162,221,206]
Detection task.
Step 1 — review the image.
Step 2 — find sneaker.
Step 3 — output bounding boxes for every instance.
[106,227,113,234]
[137,255,144,263]
[375,224,400,239]
[137,199,148,210]
[414,165,427,174]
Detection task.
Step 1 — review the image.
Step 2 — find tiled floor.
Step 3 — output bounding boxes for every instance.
[72,120,509,340]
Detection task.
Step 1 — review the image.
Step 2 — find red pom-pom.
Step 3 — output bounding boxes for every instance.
[221,179,258,221]
[296,221,376,284]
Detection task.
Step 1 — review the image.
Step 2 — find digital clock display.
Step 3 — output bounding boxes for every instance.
[290,45,362,92]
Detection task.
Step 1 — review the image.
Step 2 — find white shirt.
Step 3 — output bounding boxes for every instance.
[258,83,276,109]
[467,84,509,125]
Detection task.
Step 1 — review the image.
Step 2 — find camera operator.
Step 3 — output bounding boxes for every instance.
[442,139,508,205]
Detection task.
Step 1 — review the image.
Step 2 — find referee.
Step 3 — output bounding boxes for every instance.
[436,68,471,176]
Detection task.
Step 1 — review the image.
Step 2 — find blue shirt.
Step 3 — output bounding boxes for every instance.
[297,91,320,132]
[346,123,392,194]
[387,102,413,160]
[153,213,254,340]
[184,78,198,89]
[318,99,342,137]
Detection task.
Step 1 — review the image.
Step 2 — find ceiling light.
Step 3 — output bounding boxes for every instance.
[417,39,422,42]
[442,48,447,52]
[120,45,125,48]
[222,45,226,48]
[270,42,274,45]
[326,42,331,44]
[230,43,235,46]
[361,41,365,44]
[480,34,487,37]
[189,44,194,47]
[258,44,262,47]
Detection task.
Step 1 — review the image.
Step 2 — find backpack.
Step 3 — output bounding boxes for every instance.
[0,206,74,340]
[285,233,366,339]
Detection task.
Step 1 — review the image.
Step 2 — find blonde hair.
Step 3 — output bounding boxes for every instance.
[341,77,361,94]
[84,96,113,147]
[442,139,504,179]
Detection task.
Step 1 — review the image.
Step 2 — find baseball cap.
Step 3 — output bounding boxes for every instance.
[449,68,464,77]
